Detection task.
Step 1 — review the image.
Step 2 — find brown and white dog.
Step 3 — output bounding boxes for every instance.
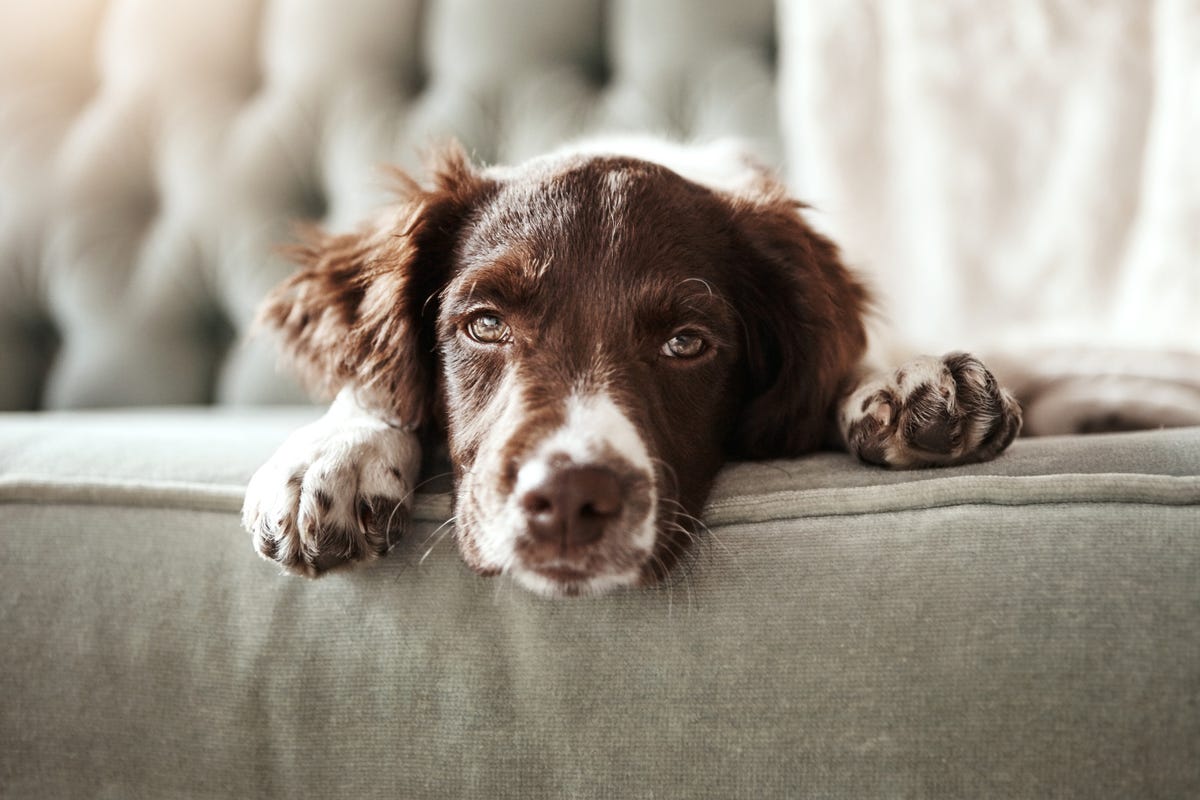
[242,138,1023,597]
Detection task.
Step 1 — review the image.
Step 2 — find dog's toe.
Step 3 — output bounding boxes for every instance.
[242,422,418,577]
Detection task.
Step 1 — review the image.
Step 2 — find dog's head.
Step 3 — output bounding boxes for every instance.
[263,142,868,596]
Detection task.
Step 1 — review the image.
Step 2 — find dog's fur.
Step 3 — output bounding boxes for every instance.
[242,139,1022,597]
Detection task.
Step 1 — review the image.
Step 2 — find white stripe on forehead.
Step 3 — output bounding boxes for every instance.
[532,390,650,469]
[483,136,766,197]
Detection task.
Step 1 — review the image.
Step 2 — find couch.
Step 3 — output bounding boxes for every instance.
[2,2,1197,797]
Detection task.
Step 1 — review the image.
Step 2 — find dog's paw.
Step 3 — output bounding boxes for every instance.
[242,415,421,577]
[841,352,1022,468]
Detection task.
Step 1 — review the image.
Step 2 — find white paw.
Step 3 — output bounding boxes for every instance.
[842,352,1022,468]
[242,410,421,576]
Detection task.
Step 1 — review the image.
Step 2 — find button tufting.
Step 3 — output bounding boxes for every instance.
[2,0,783,409]
[399,62,430,99]
[294,183,329,223]
[199,304,237,400]
[763,25,779,72]
[28,315,63,365]
[237,62,266,105]
[130,185,161,232]
[580,14,611,90]
[201,305,236,349]
[581,51,612,89]
[21,316,63,410]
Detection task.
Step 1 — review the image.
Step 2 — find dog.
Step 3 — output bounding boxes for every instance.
[241,138,1023,597]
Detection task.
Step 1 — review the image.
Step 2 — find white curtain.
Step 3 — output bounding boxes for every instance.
[779,0,1199,360]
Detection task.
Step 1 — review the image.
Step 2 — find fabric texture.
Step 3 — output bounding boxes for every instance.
[2,410,1199,798]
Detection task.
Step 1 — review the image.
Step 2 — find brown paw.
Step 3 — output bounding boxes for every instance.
[843,352,1022,468]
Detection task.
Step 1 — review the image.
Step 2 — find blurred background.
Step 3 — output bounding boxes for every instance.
[1,0,1196,412]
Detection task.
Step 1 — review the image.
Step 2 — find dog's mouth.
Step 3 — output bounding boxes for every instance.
[532,564,593,583]
[526,567,619,598]
[514,559,647,598]
[507,506,658,597]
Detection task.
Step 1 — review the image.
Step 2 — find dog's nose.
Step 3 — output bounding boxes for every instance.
[520,466,623,548]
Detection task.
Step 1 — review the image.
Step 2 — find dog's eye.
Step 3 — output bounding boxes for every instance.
[466,313,511,344]
[661,333,707,359]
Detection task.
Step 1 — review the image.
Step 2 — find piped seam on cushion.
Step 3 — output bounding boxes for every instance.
[2,472,1196,527]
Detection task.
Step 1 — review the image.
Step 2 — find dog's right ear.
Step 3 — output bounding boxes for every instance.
[259,141,494,427]
[727,191,872,459]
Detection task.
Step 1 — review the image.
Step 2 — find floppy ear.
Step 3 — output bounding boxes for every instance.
[728,193,872,458]
[259,141,493,427]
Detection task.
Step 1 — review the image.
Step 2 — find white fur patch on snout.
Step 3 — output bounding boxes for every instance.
[520,392,650,485]
[485,389,659,596]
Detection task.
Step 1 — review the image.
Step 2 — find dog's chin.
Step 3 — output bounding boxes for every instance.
[511,563,643,598]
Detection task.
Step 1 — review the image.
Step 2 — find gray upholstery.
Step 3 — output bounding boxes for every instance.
[2,410,1198,798]
[0,0,778,411]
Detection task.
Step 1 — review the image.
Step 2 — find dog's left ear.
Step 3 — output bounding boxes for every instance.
[728,194,871,458]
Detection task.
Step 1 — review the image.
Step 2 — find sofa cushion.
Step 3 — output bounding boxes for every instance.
[2,410,1198,797]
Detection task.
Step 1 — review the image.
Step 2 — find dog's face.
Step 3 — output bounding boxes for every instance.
[438,158,748,594]
[264,143,868,596]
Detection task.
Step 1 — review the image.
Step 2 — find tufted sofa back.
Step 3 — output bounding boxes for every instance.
[0,0,781,410]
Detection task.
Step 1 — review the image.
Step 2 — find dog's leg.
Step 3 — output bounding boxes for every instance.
[242,388,421,576]
[838,352,1022,468]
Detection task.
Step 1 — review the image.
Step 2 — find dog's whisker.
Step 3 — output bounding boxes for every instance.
[381,493,413,550]
[493,566,520,605]
[679,277,715,297]
[652,540,697,617]
[667,546,696,618]
[658,497,713,533]
[400,470,455,504]
[418,532,454,567]
[675,515,748,584]
[389,469,456,537]
[418,515,458,565]
[420,290,439,321]
[658,502,742,584]
[649,456,682,501]
[647,550,675,617]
